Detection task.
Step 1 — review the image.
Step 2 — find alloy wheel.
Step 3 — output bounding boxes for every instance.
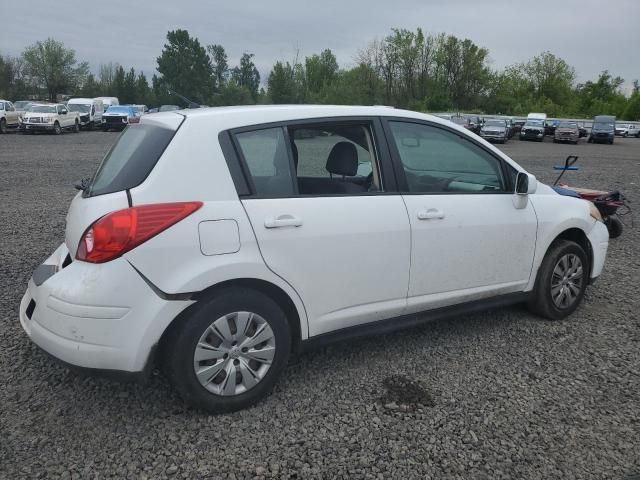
[193,311,276,396]
[550,253,583,309]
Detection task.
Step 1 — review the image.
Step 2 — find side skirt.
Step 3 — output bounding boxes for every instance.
[299,292,529,351]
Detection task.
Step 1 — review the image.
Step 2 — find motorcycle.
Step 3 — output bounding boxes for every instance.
[551,155,632,239]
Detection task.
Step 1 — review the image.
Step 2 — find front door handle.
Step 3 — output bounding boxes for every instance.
[417,208,445,220]
[264,214,303,229]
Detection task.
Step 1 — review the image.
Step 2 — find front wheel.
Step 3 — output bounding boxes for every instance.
[528,240,588,320]
[164,287,292,412]
[73,120,80,133]
[0,118,6,134]
[53,122,62,135]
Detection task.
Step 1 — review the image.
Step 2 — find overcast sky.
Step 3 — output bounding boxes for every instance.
[2,0,638,92]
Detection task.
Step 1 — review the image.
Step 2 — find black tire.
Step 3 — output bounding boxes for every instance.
[553,138,557,143]
[88,121,94,131]
[623,132,628,138]
[164,287,292,413]
[102,125,109,132]
[73,120,80,133]
[0,118,6,134]
[588,137,593,143]
[605,216,623,239]
[528,240,588,320]
[53,122,62,135]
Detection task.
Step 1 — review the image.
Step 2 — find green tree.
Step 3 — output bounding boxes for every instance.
[79,73,101,98]
[117,67,137,104]
[577,71,627,117]
[207,44,228,92]
[267,61,299,103]
[218,82,254,105]
[112,65,126,101]
[305,49,338,95]
[522,51,575,107]
[231,53,260,101]
[135,72,151,105]
[156,29,214,104]
[22,38,89,101]
[622,92,640,120]
[0,54,31,99]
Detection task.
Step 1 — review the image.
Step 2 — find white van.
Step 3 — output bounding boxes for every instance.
[67,98,104,130]
[95,97,120,112]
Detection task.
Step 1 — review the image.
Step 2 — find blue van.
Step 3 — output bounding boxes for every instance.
[588,115,615,144]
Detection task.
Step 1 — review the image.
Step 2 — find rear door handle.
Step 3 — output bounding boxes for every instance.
[264,214,303,229]
[417,209,445,220]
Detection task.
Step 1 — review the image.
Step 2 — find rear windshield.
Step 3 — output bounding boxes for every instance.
[85,122,180,197]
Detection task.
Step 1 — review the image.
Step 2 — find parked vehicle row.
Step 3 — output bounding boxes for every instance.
[0,96,162,134]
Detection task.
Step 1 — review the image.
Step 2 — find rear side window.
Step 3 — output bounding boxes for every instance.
[85,123,178,197]
[235,127,296,196]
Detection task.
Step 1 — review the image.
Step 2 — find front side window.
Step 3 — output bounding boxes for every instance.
[388,121,506,193]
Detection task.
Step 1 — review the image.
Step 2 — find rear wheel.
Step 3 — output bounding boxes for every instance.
[164,287,291,412]
[528,240,588,320]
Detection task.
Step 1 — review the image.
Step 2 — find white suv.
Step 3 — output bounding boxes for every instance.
[19,106,609,412]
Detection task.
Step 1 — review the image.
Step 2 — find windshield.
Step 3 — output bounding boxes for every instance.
[134,106,145,113]
[14,101,31,109]
[525,120,543,127]
[484,120,505,127]
[159,105,180,112]
[106,106,131,114]
[558,122,578,129]
[594,122,614,129]
[29,105,57,113]
[68,104,90,113]
[86,123,179,197]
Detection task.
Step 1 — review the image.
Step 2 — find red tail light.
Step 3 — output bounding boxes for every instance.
[76,202,202,263]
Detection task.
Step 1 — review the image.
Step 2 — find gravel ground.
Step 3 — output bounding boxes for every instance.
[1,130,639,479]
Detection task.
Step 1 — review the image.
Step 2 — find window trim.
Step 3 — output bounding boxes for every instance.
[221,116,400,199]
[380,117,517,195]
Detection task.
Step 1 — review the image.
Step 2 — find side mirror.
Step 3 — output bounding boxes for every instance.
[516,172,537,195]
[61,109,68,115]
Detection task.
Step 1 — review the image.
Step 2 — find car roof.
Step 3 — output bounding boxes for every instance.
[177,104,452,126]
[144,104,527,174]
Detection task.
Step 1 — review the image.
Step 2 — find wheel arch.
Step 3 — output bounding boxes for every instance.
[546,227,594,279]
[157,278,305,362]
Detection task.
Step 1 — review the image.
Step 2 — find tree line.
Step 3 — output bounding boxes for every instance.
[1,28,639,120]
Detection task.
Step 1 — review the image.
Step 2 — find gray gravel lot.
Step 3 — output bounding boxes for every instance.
[1,130,639,479]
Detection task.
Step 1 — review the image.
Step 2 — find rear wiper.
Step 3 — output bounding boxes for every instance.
[74,177,91,192]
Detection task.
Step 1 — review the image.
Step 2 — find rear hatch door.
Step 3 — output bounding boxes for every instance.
[65,113,184,257]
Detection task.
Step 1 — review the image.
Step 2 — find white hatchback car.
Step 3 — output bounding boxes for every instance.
[19,106,609,412]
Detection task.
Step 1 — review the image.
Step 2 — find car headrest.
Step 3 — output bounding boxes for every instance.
[326,142,358,176]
